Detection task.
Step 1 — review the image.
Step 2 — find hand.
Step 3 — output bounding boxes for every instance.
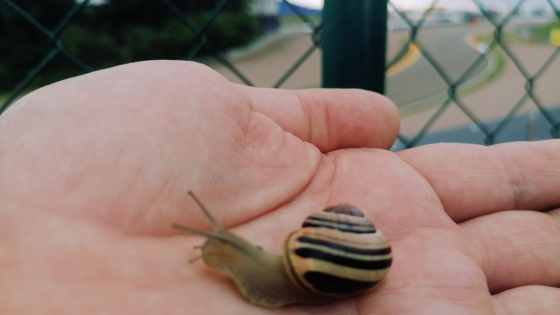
[0,61,557,315]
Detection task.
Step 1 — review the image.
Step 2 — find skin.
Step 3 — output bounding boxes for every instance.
[0,60,559,315]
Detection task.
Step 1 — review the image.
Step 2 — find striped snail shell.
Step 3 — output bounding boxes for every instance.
[173,192,392,308]
[284,205,392,297]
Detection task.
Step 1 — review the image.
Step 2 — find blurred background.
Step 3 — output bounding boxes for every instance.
[1,0,559,148]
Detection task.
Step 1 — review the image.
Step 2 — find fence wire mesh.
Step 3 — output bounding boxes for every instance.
[1,0,559,148]
[389,0,560,147]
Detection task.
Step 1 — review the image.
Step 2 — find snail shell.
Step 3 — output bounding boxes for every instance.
[173,192,392,308]
[284,205,392,297]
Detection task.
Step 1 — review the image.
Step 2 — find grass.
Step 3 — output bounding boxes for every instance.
[481,47,506,86]
[529,20,560,43]
[0,93,9,105]
[511,19,560,45]
[279,14,321,28]
[459,34,507,96]
[0,94,10,113]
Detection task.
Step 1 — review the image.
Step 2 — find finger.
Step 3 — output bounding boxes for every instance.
[461,210,560,293]
[240,85,400,152]
[493,286,560,315]
[398,141,560,221]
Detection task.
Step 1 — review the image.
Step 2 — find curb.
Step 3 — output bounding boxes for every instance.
[399,33,505,117]
[387,43,421,77]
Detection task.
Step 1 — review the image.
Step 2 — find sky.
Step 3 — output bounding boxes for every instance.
[287,0,560,12]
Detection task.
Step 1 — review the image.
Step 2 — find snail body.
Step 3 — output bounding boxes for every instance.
[173,192,392,308]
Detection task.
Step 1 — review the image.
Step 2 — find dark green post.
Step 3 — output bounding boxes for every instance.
[321,0,388,93]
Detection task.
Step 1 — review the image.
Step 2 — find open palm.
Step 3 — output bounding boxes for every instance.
[1,61,558,315]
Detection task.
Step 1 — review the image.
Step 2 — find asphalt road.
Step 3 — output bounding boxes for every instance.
[386,24,487,107]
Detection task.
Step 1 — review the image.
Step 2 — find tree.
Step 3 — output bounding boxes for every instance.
[0,0,260,91]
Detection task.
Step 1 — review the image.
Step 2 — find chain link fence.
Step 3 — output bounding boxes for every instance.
[1,0,559,148]
[389,0,560,147]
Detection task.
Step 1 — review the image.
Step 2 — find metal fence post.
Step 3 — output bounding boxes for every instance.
[321,0,388,94]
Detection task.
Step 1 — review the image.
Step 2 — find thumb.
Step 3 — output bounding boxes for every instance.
[241,86,400,152]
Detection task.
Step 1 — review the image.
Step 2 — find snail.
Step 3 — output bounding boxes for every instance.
[173,191,392,308]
